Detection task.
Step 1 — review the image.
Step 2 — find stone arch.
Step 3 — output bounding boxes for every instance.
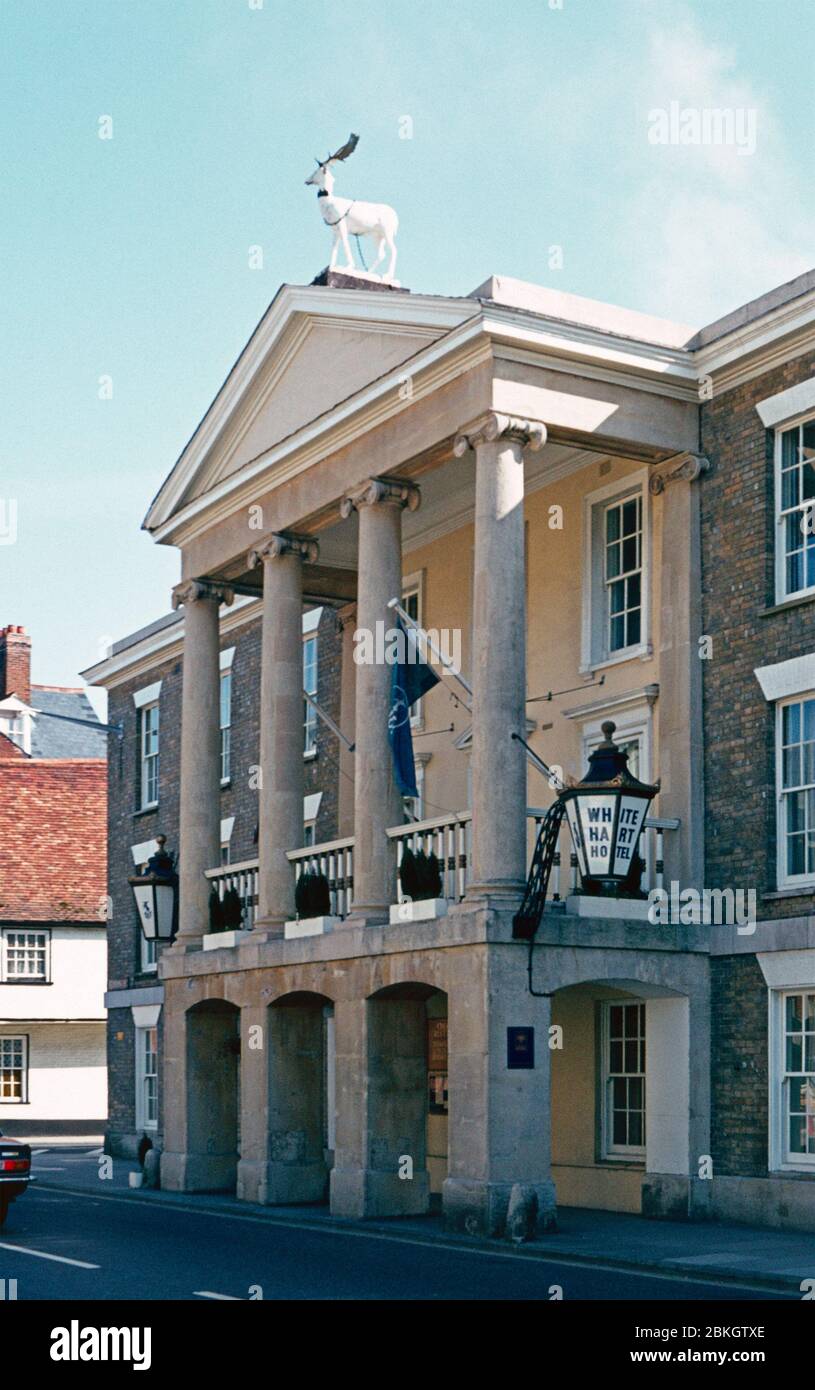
[364,982,449,1217]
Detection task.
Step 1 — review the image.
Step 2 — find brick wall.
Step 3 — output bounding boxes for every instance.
[104,606,342,1147]
[701,348,815,917]
[710,955,769,1176]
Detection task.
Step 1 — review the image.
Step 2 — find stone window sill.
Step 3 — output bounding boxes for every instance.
[759,592,815,619]
[763,886,815,901]
[132,804,159,819]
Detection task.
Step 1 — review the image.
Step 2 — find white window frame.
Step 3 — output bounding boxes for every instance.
[139,702,160,810]
[774,412,815,604]
[134,1024,159,1132]
[0,702,31,754]
[776,690,815,890]
[219,669,232,785]
[1,928,50,983]
[303,633,318,758]
[769,988,815,1171]
[0,1034,28,1103]
[581,473,651,673]
[600,999,646,1161]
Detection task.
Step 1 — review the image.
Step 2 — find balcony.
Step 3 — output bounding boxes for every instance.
[203,810,679,933]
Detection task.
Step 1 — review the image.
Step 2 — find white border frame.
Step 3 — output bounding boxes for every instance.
[134,1023,159,1133]
[0,927,50,985]
[774,409,815,606]
[775,690,815,891]
[581,470,651,673]
[768,987,815,1172]
[600,999,647,1162]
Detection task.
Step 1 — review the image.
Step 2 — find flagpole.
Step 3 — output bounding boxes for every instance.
[303,689,355,751]
[386,597,473,710]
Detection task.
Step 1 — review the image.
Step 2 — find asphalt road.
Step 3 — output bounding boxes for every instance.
[0,1183,792,1301]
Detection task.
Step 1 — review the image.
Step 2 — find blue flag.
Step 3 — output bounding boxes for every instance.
[388,622,440,798]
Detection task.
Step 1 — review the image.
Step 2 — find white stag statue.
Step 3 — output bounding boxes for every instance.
[305,133,399,283]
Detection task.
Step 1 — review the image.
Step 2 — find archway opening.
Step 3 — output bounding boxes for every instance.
[550,979,689,1215]
[366,983,448,1216]
[267,991,334,1205]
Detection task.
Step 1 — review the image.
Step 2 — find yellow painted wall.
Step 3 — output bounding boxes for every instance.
[550,984,644,1214]
[402,453,663,827]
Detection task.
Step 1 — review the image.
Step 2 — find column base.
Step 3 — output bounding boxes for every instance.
[167,936,204,955]
[462,881,525,908]
[341,907,389,929]
[237,1157,329,1205]
[442,1177,557,1238]
[641,1173,713,1221]
[330,1165,431,1219]
[160,1150,238,1193]
[249,916,286,942]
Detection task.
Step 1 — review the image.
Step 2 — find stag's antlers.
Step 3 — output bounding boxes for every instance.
[324,133,359,165]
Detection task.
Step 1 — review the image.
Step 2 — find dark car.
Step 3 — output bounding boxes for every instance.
[0,1132,32,1226]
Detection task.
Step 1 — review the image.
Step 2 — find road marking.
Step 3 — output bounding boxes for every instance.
[33,1165,65,1171]
[31,1149,50,1155]
[29,1185,793,1297]
[0,1241,99,1269]
[194,1290,240,1300]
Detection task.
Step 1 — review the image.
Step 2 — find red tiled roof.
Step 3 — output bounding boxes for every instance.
[0,732,27,759]
[0,759,107,922]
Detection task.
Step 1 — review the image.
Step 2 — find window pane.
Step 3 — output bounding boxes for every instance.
[606,506,620,543]
[789,1113,807,1154]
[609,1005,623,1036]
[622,498,638,535]
[787,994,803,1030]
[609,1039,623,1073]
[787,1034,803,1072]
[783,746,802,788]
[781,457,800,509]
[784,702,801,745]
[628,1111,643,1147]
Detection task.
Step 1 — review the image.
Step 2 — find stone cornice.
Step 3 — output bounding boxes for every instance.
[452,411,547,456]
[247,532,319,568]
[648,453,711,495]
[339,476,421,519]
[171,579,235,610]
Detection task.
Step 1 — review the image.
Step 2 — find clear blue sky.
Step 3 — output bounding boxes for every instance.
[2,0,813,706]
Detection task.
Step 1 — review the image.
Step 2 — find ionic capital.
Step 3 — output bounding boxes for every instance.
[339,476,421,520]
[649,453,711,495]
[171,579,235,611]
[247,532,319,569]
[453,412,547,457]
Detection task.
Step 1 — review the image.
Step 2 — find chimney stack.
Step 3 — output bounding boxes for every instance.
[0,625,32,704]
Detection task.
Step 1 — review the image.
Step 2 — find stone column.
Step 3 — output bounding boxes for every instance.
[248,533,318,936]
[452,413,546,901]
[171,579,232,946]
[339,478,420,923]
[443,942,556,1237]
[651,454,710,891]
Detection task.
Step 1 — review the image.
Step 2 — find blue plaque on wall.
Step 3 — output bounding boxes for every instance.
[507,1026,535,1069]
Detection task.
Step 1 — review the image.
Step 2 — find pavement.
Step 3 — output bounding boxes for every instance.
[15,1144,815,1297]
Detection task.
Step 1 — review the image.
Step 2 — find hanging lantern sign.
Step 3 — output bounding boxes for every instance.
[559,722,658,896]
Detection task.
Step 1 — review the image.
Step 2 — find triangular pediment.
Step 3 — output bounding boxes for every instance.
[196,316,440,498]
[146,284,471,533]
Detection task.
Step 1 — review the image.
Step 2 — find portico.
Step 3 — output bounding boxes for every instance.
[145,274,708,1235]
